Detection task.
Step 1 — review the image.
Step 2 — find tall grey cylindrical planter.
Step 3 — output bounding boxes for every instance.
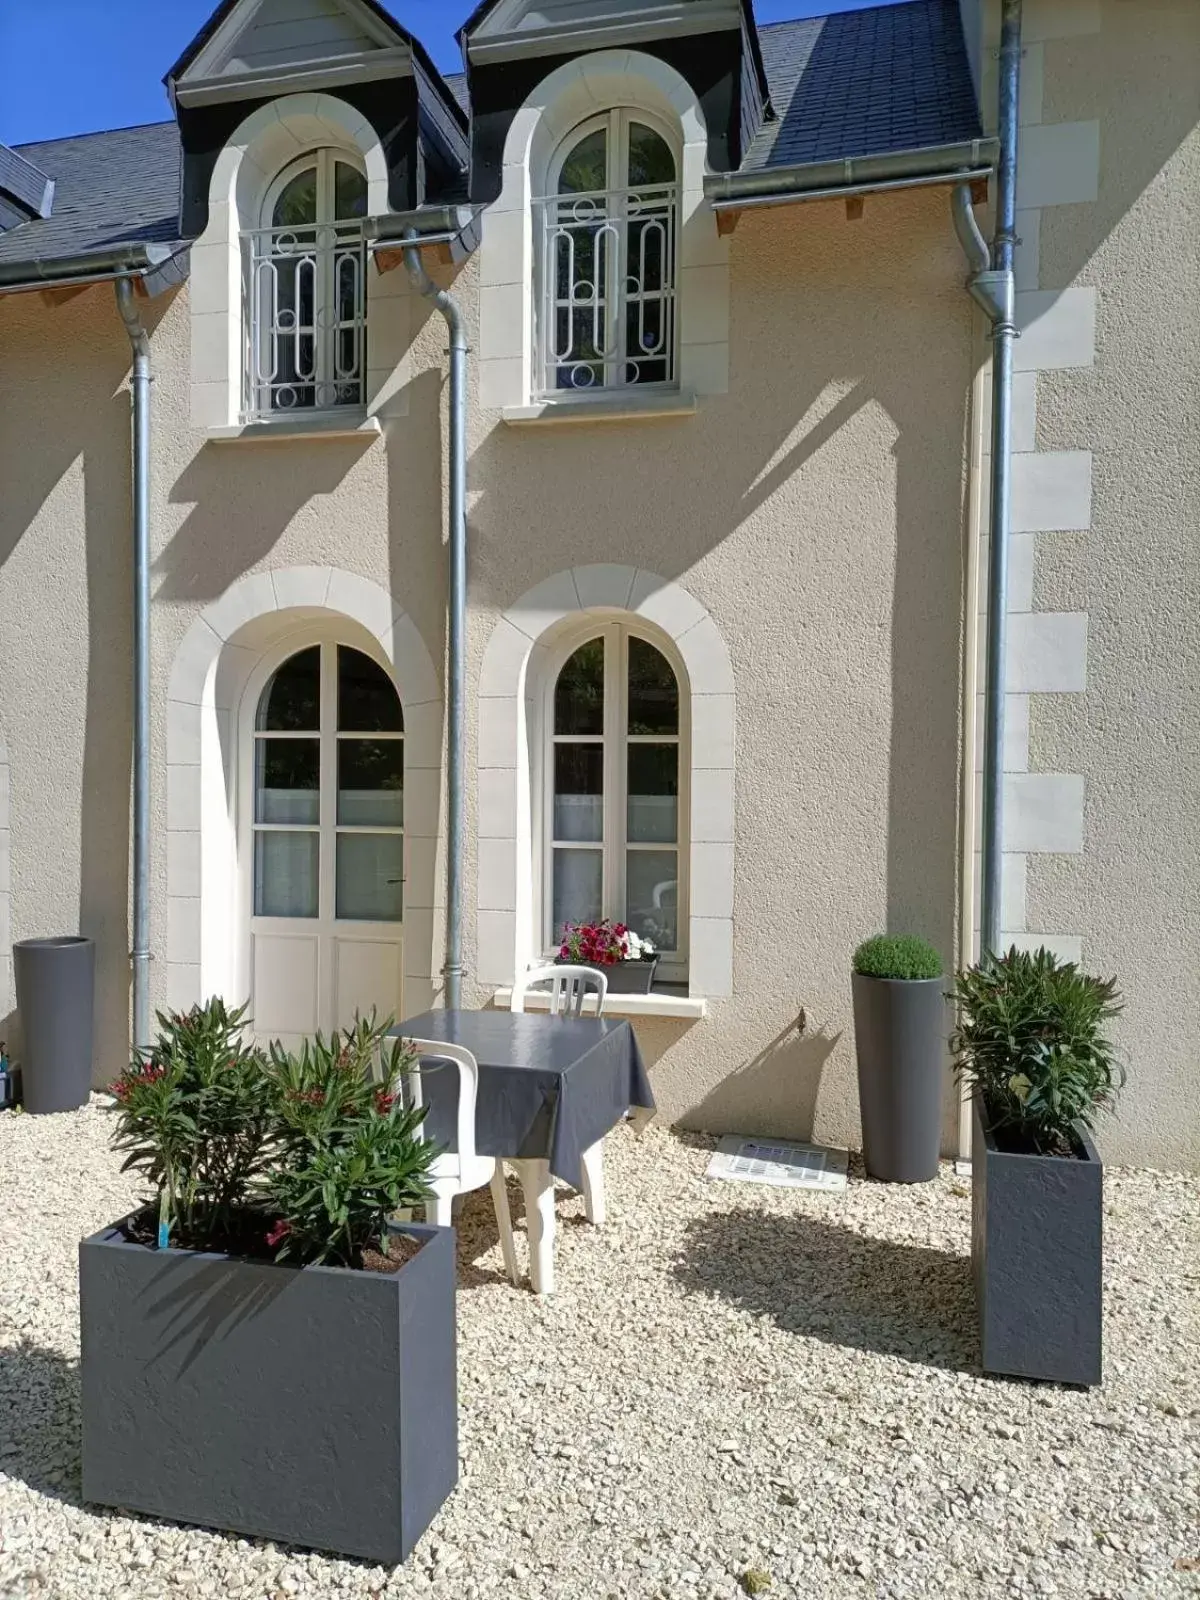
[14,937,95,1114]
[852,973,946,1182]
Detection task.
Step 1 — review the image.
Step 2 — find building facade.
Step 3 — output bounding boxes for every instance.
[0,0,1196,1168]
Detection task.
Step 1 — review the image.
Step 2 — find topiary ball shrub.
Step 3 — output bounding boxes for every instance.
[853,934,943,981]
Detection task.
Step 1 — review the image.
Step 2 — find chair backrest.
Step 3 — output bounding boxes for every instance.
[397,1039,480,1168]
[510,963,608,1019]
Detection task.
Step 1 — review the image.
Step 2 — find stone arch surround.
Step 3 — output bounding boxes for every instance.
[476,564,735,997]
[165,566,442,1017]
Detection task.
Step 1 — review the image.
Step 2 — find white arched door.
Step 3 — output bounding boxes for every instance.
[244,639,405,1048]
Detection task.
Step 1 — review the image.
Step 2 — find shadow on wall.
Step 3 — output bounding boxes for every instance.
[681,1020,840,1143]
[0,285,170,1081]
[156,437,377,604]
[673,1207,977,1374]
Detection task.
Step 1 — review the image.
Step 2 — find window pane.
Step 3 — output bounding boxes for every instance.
[338,647,403,732]
[336,833,404,922]
[626,850,678,951]
[338,739,404,827]
[334,161,367,220]
[553,849,603,939]
[627,637,678,734]
[272,165,318,228]
[558,127,607,194]
[255,738,319,824]
[627,123,675,188]
[554,744,603,841]
[555,638,604,734]
[254,831,318,918]
[627,745,678,843]
[257,646,320,731]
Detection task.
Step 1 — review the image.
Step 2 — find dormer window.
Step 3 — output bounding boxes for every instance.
[245,150,368,420]
[535,110,679,397]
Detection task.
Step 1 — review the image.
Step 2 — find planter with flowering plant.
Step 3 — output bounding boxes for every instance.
[557,919,660,994]
[80,1002,457,1565]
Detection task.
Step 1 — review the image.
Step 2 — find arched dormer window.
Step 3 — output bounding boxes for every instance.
[535,109,679,397]
[246,149,367,420]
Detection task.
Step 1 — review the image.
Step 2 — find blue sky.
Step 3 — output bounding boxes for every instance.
[0,0,907,147]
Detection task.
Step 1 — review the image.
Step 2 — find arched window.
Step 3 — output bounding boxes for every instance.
[546,624,687,976]
[252,642,404,925]
[247,149,368,419]
[536,109,679,397]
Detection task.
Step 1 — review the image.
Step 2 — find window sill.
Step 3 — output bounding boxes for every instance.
[204,413,382,445]
[492,986,707,1020]
[501,388,697,427]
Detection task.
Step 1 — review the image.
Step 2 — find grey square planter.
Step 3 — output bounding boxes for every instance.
[80,1218,457,1564]
[972,1095,1103,1387]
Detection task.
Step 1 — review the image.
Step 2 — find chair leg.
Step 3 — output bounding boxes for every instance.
[489,1164,520,1286]
[579,1138,606,1227]
[426,1192,454,1229]
[514,1158,556,1295]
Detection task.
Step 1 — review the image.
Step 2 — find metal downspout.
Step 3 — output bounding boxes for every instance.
[115,278,152,1053]
[954,0,1022,958]
[402,235,468,1010]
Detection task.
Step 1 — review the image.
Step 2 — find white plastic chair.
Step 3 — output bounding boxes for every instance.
[399,1039,519,1286]
[509,965,609,1252]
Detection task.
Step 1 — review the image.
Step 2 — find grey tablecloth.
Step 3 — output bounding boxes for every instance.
[390,1010,654,1190]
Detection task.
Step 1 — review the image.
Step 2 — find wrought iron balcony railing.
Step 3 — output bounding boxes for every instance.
[534,183,678,398]
[243,221,367,420]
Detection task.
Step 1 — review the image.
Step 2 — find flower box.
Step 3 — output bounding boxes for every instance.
[972,1094,1103,1386]
[594,955,660,995]
[80,1217,457,1563]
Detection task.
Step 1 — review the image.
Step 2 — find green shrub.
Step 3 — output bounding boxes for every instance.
[109,1005,435,1269]
[951,946,1123,1155]
[109,1000,274,1250]
[853,934,943,981]
[260,1015,434,1268]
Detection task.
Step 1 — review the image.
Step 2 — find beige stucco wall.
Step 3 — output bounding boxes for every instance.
[1019,1,1200,1168]
[0,183,973,1157]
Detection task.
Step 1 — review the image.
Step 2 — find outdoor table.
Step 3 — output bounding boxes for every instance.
[390,1009,655,1292]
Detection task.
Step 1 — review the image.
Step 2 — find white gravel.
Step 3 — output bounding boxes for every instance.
[1,1098,1197,1600]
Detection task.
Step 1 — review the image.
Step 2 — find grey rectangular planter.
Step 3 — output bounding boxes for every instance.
[80,1218,457,1564]
[972,1095,1103,1387]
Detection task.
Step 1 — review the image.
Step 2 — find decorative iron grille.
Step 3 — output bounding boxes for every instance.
[243,220,367,419]
[534,183,678,397]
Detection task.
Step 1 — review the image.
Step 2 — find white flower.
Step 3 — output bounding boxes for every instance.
[620,930,655,960]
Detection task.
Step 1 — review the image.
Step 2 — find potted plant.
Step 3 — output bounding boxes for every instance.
[558,919,659,995]
[851,934,947,1182]
[80,1002,456,1564]
[952,947,1122,1386]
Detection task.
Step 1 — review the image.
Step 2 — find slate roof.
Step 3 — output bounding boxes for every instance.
[0,122,183,269]
[0,0,980,274]
[746,0,981,171]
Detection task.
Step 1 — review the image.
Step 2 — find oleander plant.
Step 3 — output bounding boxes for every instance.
[108,1001,433,1268]
[951,945,1123,1157]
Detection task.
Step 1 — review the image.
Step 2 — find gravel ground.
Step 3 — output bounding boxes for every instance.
[1,1100,1197,1600]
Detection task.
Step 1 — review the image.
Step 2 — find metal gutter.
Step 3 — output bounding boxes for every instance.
[955,1,1022,960]
[0,242,179,295]
[114,281,153,1055]
[402,231,469,1011]
[712,165,993,213]
[705,138,998,209]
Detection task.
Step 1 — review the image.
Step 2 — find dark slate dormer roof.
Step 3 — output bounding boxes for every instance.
[745,1,981,172]
[0,122,183,269]
[0,0,982,277]
[0,143,55,230]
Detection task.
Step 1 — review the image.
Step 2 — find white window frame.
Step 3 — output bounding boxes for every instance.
[244,148,368,422]
[237,630,406,1002]
[534,106,680,400]
[538,621,690,984]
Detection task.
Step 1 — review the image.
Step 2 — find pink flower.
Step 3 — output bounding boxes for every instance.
[375,1088,397,1114]
[265,1220,292,1249]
